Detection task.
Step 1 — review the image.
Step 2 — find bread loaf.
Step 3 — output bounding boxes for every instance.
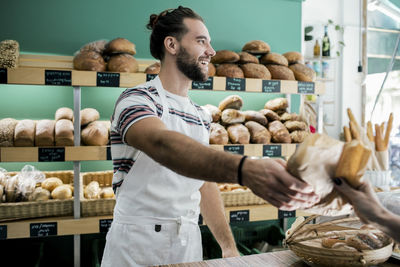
[80,40,108,54]
[0,118,18,147]
[245,121,271,144]
[105,38,136,55]
[81,108,100,126]
[268,120,291,143]
[264,98,288,111]
[280,112,300,122]
[289,63,316,82]
[55,119,74,146]
[238,52,259,64]
[284,121,307,132]
[51,185,72,200]
[283,51,304,65]
[259,109,280,121]
[216,64,244,78]
[242,40,270,54]
[81,121,109,146]
[73,51,106,72]
[100,187,115,199]
[218,95,243,111]
[14,119,36,147]
[208,62,216,77]
[202,104,221,122]
[265,65,295,80]
[221,109,245,125]
[290,130,310,143]
[144,62,160,74]
[107,54,139,73]
[55,107,73,121]
[242,110,268,126]
[211,50,239,64]
[227,124,250,144]
[41,177,63,192]
[35,120,55,146]
[209,123,229,145]
[260,53,289,67]
[84,181,101,199]
[30,187,51,201]
[240,63,271,79]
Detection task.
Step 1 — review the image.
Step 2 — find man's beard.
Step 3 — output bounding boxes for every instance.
[176,46,208,82]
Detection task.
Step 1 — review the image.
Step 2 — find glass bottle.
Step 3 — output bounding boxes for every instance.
[322,25,330,57]
[313,39,320,57]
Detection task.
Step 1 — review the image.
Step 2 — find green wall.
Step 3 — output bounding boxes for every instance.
[0,0,302,171]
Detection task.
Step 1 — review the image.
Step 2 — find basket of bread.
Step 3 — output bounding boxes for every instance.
[285,215,394,266]
[218,183,266,207]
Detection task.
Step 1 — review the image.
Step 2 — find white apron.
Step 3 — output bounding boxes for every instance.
[101,77,209,267]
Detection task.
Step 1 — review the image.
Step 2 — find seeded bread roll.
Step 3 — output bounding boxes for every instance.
[81,121,109,146]
[245,121,271,144]
[289,63,316,82]
[264,98,288,111]
[107,54,138,73]
[208,62,216,77]
[55,119,74,146]
[221,109,245,125]
[209,123,229,145]
[211,50,239,64]
[0,118,18,147]
[73,50,106,72]
[35,120,55,146]
[238,52,259,64]
[268,120,291,143]
[51,184,72,200]
[218,95,243,111]
[284,121,307,132]
[260,53,289,67]
[202,104,221,122]
[290,130,310,143]
[260,109,280,121]
[242,110,268,126]
[55,107,73,121]
[227,124,250,144]
[265,65,296,80]
[240,63,271,79]
[105,38,136,55]
[14,119,36,147]
[283,51,304,65]
[144,62,160,74]
[0,39,19,69]
[81,108,100,126]
[216,64,244,78]
[242,40,271,55]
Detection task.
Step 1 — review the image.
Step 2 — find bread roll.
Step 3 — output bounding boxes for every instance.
[208,62,216,77]
[283,51,304,65]
[30,187,51,201]
[42,177,63,192]
[264,98,288,111]
[73,51,106,72]
[55,119,74,146]
[84,181,101,199]
[14,119,36,147]
[260,53,289,67]
[216,64,244,78]
[107,53,138,73]
[321,238,346,248]
[242,40,270,54]
[211,50,239,64]
[35,120,55,146]
[218,95,243,111]
[81,121,109,146]
[227,124,250,144]
[284,121,307,132]
[289,63,316,82]
[144,62,160,74]
[202,104,221,122]
[280,112,300,122]
[335,140,371,188]
[100,187,115,199]
[51,184,72,200]
[268,121,291,143]
[81,108,100,126]
[5,175,18,202]
[260,109,280,121]
[209,123,229,145]
[105,38,136,55]
[265,65,296,80]
[80,40,107,54]
[221,109,245,125]
[245,121,271,144]
[243,110,268,126]
[290,130,309,143]
[0,118,18,147]
[55,107,73,121]
[240,63,271,79]
[238,52,259,64]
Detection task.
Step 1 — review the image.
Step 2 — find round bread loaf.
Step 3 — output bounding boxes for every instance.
[42,177,63,192]
[216,64,244,78]
[242,40,270,55]
[260,109,280,121]
[221,109,245,125]
[81,108,100,126]
[51,184,72,200]
[283,51,304,65]
[208,62,216,76]
[209,123,229,145]
[211,50,239,64]
[202,104,221,122]
[0,118,18,147]
[105,38,136,55]
[240,63,271,79]
[218,95,243,111]
[144,62,160,74]
[265,65,295,80]
[107,54,138,73]
[55,107,73,121]
[289,63,316,82]
[80,40,108,54]
[242,110,268,126]
[264,98,288,111]
[81,121,109,146]
[260,53,289,66]
[238,52,259,64]
[73,51,106,72]
[268,120,291,143]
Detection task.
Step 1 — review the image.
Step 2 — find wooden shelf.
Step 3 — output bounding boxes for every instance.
[0,144,297,162]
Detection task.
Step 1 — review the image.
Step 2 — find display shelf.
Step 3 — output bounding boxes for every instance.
[0,144,297,162]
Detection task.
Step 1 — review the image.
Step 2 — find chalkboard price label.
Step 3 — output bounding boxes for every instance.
[0,225,7,239]
[297,82,315,94]
[263,145,282,157]
[278,210,296,219]
[226,77,245,91]
[39,147,65,162]
[0,68,7,84]
[45,70,71,86]
[97,72,120,87]
[262,80,281,93]
[192,77,213,90]
[224,145,244,155]
[198,214,203,225]
[30,222,57,237]
[106,146,112,160]
[99,219,113,233]
[146,74,157,81]
[230,210,249,222]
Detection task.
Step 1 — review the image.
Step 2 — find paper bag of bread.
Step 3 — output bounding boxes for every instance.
[287,133,371,216]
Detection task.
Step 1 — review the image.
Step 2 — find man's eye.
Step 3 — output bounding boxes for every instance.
[198,39,205,44]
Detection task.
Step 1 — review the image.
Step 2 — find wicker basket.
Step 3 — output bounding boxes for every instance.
[285,215,394,266]
[221,189,266,207]
[80,171,115,217]
[0,171,74,221]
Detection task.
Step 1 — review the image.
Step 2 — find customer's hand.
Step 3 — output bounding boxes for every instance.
[241,158,320,210]
[222,247,240,258]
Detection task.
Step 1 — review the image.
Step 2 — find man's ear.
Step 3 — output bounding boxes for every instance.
[164,36,179,56]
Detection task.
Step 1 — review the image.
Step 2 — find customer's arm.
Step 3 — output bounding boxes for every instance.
[199,182,239,258]
[334,177,400,243]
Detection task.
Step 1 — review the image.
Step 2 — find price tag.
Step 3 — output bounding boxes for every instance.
[278,210,296,219]
[30,222,57,237]
[97,72,120,87]
[0,225,7,239]
[0,68,7,84]
[192,77,213,90]
[198,214,203,225]
[146,74,157,81]
[262,80,281,93]
[297,81,315,94]
[263,145,282,157]
[226,77,245,91]
[230,210,249,222]
[224,145,244,155]
[45,70,71,86]
[106,146,112,160]
[99,219,113,233]
[39,147,65,162]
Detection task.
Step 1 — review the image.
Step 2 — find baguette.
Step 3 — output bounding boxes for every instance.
[343,126,351,142]
[384,113,393,148]
[349,121,360,140]
[367,121,374,142]
[375,124,385,151]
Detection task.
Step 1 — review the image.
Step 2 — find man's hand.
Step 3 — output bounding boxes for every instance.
[222,247,240,258]
[242,158,320,210]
